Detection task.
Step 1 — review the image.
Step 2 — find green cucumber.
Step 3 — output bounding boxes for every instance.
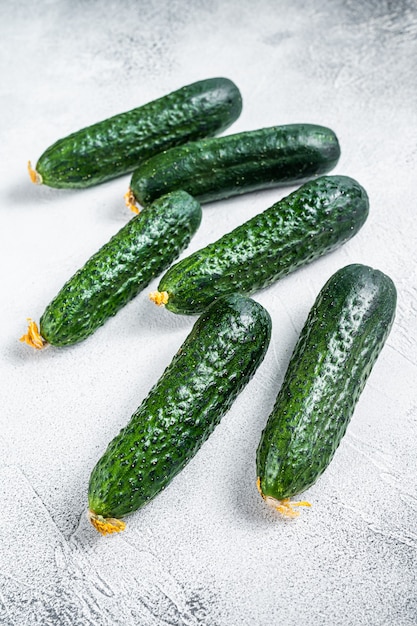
[256,264,396,517]
[88,294,271,534]
[128,123,340,208]
[29,77,242,189]
[150,176,369,315]
[20,191,201,348]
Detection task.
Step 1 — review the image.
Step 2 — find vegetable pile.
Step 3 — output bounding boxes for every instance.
[22,77,396,534]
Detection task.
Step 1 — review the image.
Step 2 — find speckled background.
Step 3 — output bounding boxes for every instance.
[1,1,417,624]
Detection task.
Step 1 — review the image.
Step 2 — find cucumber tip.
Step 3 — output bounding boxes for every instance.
[256,478,310,518]
[20,318,46,350]
[27,161,43,185]
[149,291,169,306]
[87,510,126,535]
[124,188,140,214]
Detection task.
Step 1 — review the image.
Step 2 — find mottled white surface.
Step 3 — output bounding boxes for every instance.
[1,1,417,624]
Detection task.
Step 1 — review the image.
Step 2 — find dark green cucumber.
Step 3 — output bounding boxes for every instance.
[88,294,271,533]
[151,176,369,315]
[128,123,340,207]
[30,77,242,188]
[256,264,397,516]
[21,191,201,348]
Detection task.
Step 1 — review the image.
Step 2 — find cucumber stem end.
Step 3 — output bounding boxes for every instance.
[27,161,43,185]
[88,510,126,535]
[149,291,169,306]
[20,318,46,350]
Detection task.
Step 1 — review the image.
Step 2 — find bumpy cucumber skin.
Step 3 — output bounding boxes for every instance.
[256,264,397,501]
[130,124,340,206]
[157,176,369,315]
[35,78,242,188]
[88,294,272,519]
[39,191,202,346]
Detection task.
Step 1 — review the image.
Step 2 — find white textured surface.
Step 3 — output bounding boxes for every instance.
[1,1,417,624]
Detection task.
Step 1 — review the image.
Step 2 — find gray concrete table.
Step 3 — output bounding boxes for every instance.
[1,1,416,624]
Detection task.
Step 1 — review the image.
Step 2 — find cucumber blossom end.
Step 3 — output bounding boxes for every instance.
[20,318,47,350]
[87,510,126,536]
[256,477,311,518]
[124,187,141,215]
[149,290,169,306]
[27,161,42,185]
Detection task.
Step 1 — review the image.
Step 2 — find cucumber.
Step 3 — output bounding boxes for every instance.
[256,264,397,517]
[88,294,271,535]
[149,176,369,315]
[20,191,201,348]
[28,77,242,189]
[127,123,340,209]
